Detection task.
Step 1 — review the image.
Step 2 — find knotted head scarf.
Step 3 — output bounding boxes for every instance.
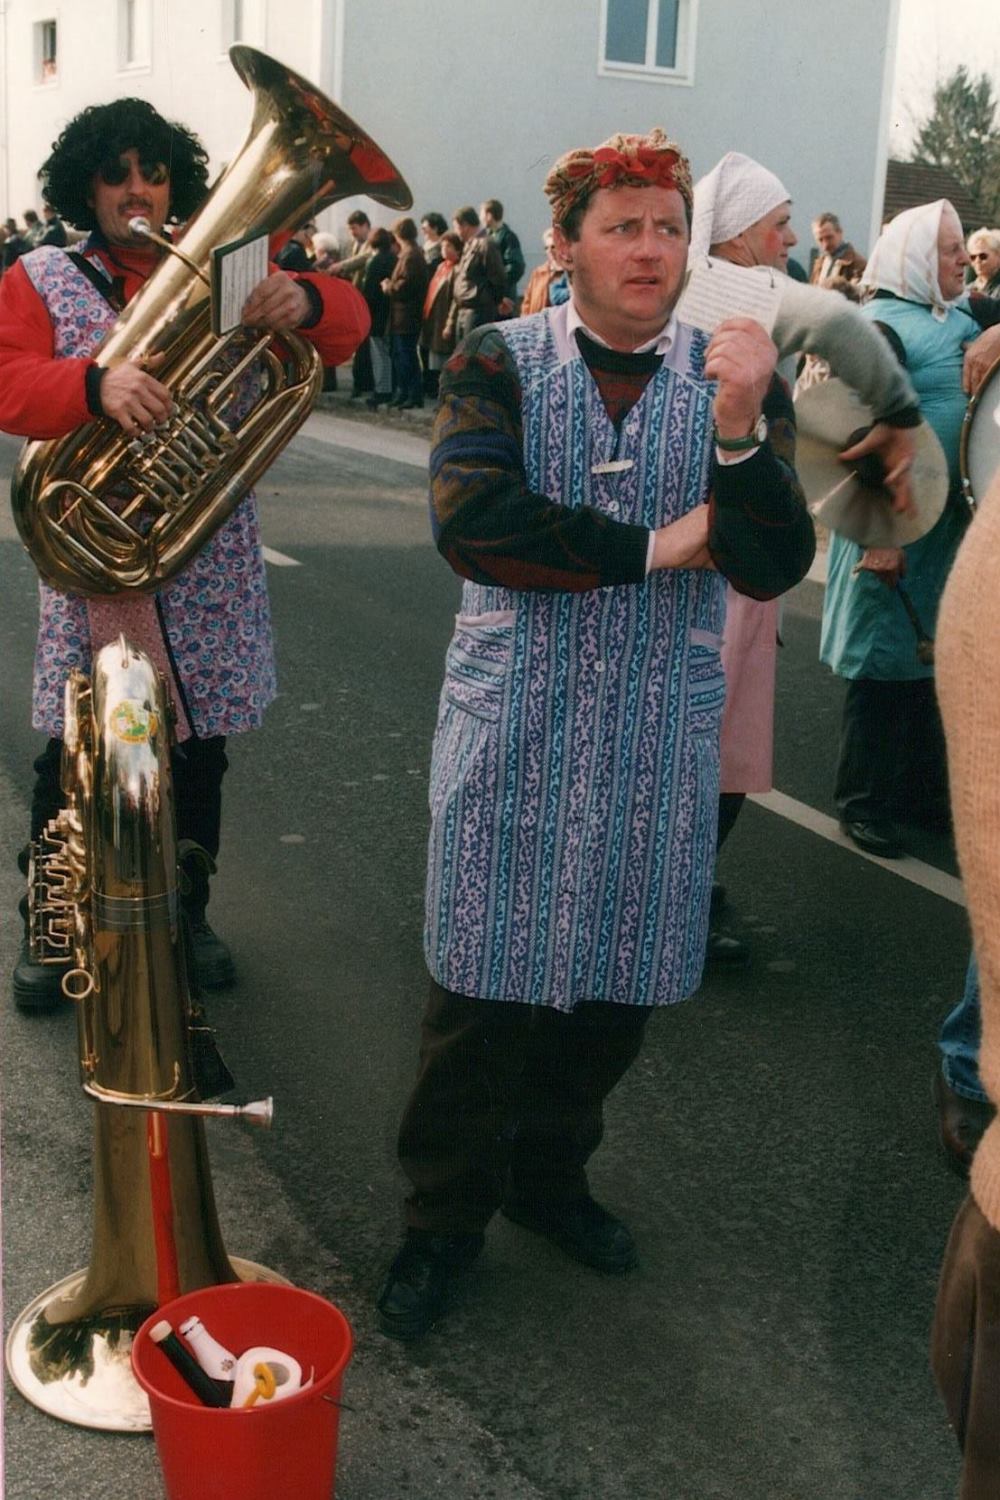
[544,128,693,229]
[690,152,791,261]
[860,200,963,321]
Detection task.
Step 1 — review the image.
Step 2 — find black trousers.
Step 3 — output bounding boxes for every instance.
[26,732,228,882]
[351,338,373,396]
[834,676,950,826]
[397,980,652,1234]
[716,792,746,852]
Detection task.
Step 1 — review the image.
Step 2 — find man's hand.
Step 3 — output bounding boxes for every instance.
[242,272,311,332]
[963,324,1000,397]
[839,423,917,517]
[650,504,716,573]
[852,546,906,588]
[101,359,173,433]
[704,317,778,441]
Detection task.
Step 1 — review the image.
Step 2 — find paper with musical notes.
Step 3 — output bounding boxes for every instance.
[676,256,782,336]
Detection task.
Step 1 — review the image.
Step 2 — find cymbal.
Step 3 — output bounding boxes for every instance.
[793,378,949,547]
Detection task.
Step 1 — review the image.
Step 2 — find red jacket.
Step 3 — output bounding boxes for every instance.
[0,242,369,439]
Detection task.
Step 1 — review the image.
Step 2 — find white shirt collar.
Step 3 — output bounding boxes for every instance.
[566,296,677,356]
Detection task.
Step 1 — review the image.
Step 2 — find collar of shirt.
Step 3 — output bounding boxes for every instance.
[566,297,677,356]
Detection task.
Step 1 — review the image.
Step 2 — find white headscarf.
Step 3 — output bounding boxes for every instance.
[690,151,791,260]
[860,199,963,321]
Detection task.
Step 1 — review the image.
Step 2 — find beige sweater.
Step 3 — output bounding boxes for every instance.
[936,470,1000,1225]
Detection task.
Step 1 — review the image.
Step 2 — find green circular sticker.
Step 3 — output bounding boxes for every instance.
[109,699,159,744]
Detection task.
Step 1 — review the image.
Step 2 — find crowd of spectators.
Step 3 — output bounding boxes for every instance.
[0,204,68,269]
[275,197,549,409]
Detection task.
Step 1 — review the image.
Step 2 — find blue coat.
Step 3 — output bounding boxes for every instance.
[820,295,974,682]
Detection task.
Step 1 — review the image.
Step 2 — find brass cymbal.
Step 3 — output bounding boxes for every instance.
[793,378,949,547]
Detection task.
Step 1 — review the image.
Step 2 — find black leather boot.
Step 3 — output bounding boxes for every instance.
[376,1230,485,1341]
[178,842,236,990]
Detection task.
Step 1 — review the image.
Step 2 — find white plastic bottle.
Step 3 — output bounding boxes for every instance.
[179,1314,238,1382]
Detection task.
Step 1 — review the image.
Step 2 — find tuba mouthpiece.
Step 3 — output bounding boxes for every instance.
[128,216,152,239]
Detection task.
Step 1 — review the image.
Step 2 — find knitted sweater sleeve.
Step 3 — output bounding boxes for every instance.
[430,326,650,592]
[936,470,1000,1229]
[774,277,919,423]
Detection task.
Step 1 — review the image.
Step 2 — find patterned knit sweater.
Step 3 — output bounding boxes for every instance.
[430,322,813,601]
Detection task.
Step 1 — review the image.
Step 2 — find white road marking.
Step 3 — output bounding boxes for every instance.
[300,409,430,470]
[750,789,965,907]
[262,545,301,567]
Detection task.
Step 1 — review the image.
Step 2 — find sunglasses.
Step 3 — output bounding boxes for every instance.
[97,155,169,187]
[969,252,992,262]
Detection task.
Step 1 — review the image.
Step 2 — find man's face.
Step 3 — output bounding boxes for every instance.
[552,184,689,350]
[969,242,1000,283]
[814,220,840,254]
[938,213,971,299]
[89,146,170,248]
[421,219,439,247]
[349,219,369,245]
[738,201,797,271]
[453,218,475,244]
[480,204,496,229]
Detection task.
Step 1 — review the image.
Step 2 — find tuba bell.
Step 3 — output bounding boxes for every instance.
[11,45,411,595]
[5,639,277,1431]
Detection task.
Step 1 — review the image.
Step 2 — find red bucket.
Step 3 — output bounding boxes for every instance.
[132,1283,353,1500]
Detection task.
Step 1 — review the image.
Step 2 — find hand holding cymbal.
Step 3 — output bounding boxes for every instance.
[793,379,948,548]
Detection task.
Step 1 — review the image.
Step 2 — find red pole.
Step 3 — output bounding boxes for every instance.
[147,1111,181,1306]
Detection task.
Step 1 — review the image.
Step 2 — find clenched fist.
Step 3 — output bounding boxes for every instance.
[704,316,778,443]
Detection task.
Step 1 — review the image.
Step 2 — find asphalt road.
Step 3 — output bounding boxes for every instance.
[0,415,972,1500]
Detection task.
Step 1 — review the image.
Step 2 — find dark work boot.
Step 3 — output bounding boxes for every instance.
[376,1230,485,1341]
[12,938,66,1013]
[178,842,236,990]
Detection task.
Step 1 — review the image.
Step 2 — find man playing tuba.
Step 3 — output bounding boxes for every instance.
[1,97,370,1010]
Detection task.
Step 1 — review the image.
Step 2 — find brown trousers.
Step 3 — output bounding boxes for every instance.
[397,980,652,1234]
[931,1195,1000,1499]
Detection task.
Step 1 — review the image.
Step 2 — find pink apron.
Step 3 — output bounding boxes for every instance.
[719,587,778,793]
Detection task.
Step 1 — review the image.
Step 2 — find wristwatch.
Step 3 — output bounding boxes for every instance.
[714,413,767,451]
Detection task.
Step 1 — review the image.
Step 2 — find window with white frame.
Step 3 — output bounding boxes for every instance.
[221,0,265,49]
[34,19,58,85]
[599,0,697,84]
[119,0,151,70]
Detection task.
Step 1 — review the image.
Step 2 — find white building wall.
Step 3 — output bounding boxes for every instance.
[0,0,330,221]
[0,0,898,271]
[335,0,898,270]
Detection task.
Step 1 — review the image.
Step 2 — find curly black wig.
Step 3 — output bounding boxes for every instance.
[39,98,210,232]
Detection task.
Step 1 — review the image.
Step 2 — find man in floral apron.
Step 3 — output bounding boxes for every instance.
[1,97,369,1010]
[376,127,815,1341]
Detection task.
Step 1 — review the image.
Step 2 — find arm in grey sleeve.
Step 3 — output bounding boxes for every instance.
[774,278,918,421]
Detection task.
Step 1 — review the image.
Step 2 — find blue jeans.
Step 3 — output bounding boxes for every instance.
[390,332,422,404]
[939,953,987,1101]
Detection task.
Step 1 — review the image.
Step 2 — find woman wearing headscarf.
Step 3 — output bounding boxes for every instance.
[967,227,1000,297]
[820,200,1000,859]
[689,153,922,957]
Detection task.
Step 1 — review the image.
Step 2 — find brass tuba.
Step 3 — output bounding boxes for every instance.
[5,640,276,1430]
[11,45,411,595]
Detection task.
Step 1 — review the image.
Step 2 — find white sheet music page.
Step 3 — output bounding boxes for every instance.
[212,231,269,336]
[676,256,782,337]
